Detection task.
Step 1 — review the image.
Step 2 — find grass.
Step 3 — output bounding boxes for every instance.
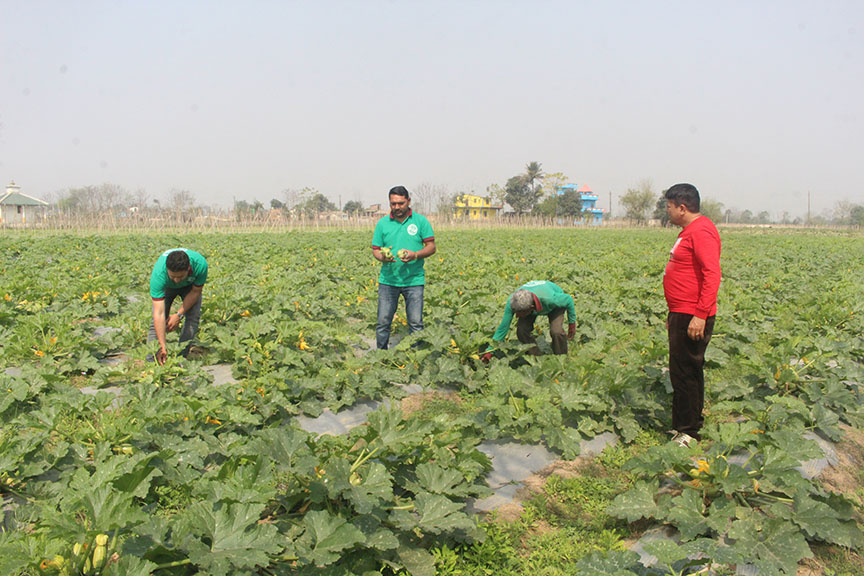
[434,431,665,575]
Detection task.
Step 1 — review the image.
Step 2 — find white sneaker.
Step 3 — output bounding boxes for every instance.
[672,432,696,448]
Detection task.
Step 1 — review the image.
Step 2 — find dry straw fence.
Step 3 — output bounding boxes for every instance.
[1,210,634,234]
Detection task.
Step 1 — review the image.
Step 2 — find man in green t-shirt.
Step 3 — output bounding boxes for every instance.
[483,280,577,360]
[148,249,208,364]
[371,186,436,349]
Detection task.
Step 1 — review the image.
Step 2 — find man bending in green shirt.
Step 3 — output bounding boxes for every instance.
[483,280,576,360]
[148,249,208,364]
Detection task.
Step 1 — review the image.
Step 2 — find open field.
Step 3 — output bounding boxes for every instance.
[1,228,863,575]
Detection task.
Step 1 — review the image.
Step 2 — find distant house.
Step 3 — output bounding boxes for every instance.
[0,181,48,226]
[364,204,389,218]
[556,184,605,224]
[453,194,502,220]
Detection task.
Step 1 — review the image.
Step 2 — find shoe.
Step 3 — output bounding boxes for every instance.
[672,432,696,448]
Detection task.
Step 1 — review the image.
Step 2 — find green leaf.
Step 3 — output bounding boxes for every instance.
[606,480,660,522]
[412,492,476,534]
[665,488,709,540]
[300,509,366,567]
[182,501,283,574]
[727,514,812,575]
[396,546,437,576]
[774,493,860,547]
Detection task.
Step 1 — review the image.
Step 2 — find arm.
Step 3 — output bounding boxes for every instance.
[167,285,203,332]
[152,299,168,365]
[689,228,721,340]
[491,303,514,342]
[400,238,436,262]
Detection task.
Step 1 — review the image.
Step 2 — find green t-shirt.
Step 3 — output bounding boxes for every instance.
[372,211,435,287]
[492,280,576,341]
[149,248,208,300]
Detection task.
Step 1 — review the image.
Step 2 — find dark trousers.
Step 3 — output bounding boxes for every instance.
[516,307,567,355]
[668,312,715,439]
[147,285,202,346]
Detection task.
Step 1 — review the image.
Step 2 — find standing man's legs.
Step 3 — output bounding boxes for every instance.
[376,283,400,349]
[548,307,567,355]
[668,312,715,439]
[516,315,540,355]
[402,285,424,335]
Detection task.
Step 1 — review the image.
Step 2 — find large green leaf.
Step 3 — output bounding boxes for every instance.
[299,509,366,567]
[181,501,283,574]
[606,480,660,522]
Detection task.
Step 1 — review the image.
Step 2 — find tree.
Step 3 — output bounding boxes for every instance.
[619,181,655,224]
[756,211,771,225]
[850,205,864,227]
[343,200,363,215]
[700,199,725,223]
[534,195,558,217]
[525,162,544,198]
[167,189,196,212]
[504,175,538,215]
[654,195,670,226]
[540,172,568,198]
[296,193,337,216]
[270,198,285,210]
[557,190,584,218]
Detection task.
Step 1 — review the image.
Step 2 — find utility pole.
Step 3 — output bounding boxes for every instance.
[807,190,811,225]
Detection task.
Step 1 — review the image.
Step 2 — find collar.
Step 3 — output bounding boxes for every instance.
[532,294,543,312]
[389,208,413,221]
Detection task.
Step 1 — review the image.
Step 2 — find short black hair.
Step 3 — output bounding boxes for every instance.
[166,250,190,272]
[664,183,700,213]
[389,186,410,199]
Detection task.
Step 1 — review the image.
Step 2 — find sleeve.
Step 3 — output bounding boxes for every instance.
[194,257,208,286]
[371,220,385,249]
[565,293,576,324]
[420,216,435,241]
[492,302,514,341]
[149,262,165,300]
[693,229,721,318]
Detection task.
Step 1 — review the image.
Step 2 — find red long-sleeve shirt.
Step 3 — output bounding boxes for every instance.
[663,216,721,318]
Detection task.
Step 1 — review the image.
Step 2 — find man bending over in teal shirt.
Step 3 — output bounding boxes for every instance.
[483,280,576,361]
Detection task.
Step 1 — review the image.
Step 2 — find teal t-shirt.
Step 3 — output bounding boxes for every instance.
[372,211,435,287]
[492,280,576,341]
[149,248,208,300]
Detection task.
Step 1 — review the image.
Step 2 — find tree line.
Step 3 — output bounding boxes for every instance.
[42,173,863,226]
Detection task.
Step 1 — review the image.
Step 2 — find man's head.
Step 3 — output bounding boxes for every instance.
[510,289,535,317]
[165,250,190,283]
[388,186,411,219]
[664,183,700,227]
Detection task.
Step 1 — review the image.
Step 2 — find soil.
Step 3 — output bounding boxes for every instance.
[817,424,864,507]
[400,390,462,416]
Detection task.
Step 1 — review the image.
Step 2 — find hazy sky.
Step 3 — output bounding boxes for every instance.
[1,1,861,218]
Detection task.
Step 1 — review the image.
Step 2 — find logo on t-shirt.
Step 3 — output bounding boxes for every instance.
[407,224,418,236]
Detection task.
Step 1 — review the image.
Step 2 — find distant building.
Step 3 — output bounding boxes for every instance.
[453,194,502,220]
[556,184,605,224]
[0,181,48,226]
[364,204,389,218]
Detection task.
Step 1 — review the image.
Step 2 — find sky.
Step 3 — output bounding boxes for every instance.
[1,0,862,218]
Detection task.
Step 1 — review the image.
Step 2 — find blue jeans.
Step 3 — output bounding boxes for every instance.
[376,284,424,349]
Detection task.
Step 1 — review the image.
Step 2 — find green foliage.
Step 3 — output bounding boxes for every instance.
[1,228,863,574]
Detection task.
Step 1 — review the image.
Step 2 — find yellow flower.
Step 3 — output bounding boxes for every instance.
[3,293,11,301]
[33,349,45,358]
[240,309,251,317]
[205,416,222,425]
[690,459,711,477]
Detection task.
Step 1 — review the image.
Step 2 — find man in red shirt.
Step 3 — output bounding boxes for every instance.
[663,183,721,447]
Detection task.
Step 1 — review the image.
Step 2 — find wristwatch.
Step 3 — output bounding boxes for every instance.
[176,312,184,319]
